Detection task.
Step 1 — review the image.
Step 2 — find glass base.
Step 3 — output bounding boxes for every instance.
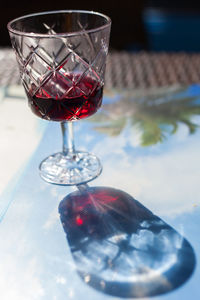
[39,151,102,185]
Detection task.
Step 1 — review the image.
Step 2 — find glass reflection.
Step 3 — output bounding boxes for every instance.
[58,185,196,298]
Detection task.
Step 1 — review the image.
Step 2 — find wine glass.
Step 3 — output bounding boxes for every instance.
[7,10,111,185]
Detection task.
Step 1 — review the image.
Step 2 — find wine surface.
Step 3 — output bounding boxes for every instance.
[26,73,103,121]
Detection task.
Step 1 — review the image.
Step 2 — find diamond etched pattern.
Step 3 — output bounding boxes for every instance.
[12,25,109,121]
[26,52,51,85]
[17,33,105,91]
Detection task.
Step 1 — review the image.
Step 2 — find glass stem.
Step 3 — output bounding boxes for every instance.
[61,121,75,155]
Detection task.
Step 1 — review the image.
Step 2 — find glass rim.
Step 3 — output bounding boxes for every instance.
[7,10,111,38]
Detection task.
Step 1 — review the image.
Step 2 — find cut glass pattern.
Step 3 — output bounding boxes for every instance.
[11,21,109,107]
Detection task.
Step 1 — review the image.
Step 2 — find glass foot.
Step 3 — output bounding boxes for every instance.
[39,151,102,185]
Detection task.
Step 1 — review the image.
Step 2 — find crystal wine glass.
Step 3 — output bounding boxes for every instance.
[7,10,111,185]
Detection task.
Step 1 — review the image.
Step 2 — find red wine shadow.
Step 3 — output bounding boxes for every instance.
[58,186,196,298]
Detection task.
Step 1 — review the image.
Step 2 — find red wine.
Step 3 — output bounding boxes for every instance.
[26,73,103,121]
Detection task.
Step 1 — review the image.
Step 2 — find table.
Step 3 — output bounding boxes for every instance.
[2,48,200,88]
[0,48,200,299]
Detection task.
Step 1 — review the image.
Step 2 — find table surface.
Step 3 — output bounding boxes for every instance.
[0,48,200,300]
[2,48,200,89]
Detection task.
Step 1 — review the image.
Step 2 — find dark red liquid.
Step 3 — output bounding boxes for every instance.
[26,73,103,121]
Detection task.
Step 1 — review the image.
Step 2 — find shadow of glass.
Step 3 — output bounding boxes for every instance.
[58,185,196,298]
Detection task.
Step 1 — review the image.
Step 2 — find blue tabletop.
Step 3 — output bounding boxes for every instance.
[0,85,200,299]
